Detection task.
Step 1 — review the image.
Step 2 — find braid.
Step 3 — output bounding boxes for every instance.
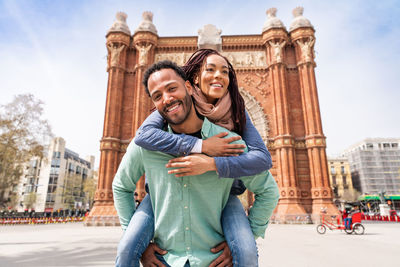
[183,49,246,135]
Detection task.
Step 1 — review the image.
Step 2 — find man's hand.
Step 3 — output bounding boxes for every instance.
[140,243,167,267]
[202,132,246,157]
[209,241,233,267]
[166,154,216,177]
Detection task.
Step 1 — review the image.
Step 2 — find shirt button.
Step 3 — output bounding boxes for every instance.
[187,247,190,250]
[184,184,187,187]
[185,227,189,230]
[184,206,188,209]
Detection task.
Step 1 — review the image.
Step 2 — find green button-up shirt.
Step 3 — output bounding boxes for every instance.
[113,118,279,267]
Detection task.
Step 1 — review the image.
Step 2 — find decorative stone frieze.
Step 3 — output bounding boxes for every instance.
[154,51,267,69]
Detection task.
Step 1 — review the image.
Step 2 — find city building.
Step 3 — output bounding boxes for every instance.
[17,137,95,212]
[327,157,358,202]
[342,138,400,195]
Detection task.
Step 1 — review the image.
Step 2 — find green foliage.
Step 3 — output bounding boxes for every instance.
[24,192,37,210]
[59,174,83,210]
[0,94,52,207]
[83,171,97,209]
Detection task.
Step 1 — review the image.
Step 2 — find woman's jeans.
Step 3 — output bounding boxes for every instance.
[115,194,258,267]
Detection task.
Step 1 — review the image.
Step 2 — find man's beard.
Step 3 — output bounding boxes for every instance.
[160,93,193,125]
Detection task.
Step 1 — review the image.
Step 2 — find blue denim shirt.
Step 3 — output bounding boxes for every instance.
[134,110,272,193]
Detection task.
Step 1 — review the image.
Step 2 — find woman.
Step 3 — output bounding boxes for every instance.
[116,49,272,267]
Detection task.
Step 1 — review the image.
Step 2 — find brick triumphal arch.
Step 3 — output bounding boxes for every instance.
[86,7,338,225]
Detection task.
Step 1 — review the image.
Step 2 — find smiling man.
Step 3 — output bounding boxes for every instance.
[112,60,279,267]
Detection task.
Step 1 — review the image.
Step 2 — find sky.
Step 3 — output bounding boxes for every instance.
[1,0,399,169]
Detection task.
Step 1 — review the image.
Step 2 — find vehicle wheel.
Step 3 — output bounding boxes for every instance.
[316,224,326,234]
[353,223,365,235]
[344,228,353,234]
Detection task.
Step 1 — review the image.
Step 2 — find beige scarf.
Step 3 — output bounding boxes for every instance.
[191,85,234,131]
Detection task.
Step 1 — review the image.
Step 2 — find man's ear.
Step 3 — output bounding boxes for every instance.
[185,81,193,95]
[194,75,199,85]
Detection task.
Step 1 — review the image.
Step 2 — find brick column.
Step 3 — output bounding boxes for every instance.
[86,30,131,226]
[263,28,307,222]
[131,32,158,201]
[290,27,339,220]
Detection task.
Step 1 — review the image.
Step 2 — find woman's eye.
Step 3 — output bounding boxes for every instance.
[206,68,214,72]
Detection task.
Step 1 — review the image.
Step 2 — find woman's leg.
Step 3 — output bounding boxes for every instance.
[221,194,258,267]
[116,194,154,267]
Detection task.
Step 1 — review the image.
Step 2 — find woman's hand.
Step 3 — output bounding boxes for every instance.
[202,132,246,157]
[166,154,217,177]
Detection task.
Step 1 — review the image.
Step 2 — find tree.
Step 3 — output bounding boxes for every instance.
[23,192,37,210]
[0,94,52,208]
[59,174,83,210]
[83,171,97,210]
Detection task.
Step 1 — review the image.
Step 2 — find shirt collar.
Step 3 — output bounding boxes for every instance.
[167,117,213,139]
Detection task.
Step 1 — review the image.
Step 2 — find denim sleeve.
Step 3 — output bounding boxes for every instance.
[215,111,272,178]
[134,110,199,156]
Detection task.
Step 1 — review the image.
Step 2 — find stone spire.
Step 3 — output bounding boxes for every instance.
[262,8,285,32]
[108,12,131,35]
[135,11,158,35]
[289,7,314,32]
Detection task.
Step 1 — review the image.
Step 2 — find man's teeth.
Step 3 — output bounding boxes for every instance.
[168,104,180,112]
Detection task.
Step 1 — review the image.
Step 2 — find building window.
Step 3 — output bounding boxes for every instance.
[332,175,337,185]
[342,176,347,185]
[330,166,336,175]
[341,166,345,174]
[366,143,373,149]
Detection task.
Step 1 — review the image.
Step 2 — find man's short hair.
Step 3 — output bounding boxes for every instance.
[142,60,187,96]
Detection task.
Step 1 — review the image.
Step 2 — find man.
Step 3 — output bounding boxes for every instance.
[113,60,279,267]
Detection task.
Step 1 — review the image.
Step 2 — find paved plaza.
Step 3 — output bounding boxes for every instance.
[0,222,399,267]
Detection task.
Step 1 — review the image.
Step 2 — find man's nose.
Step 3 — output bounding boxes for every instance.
[162,93,173,104]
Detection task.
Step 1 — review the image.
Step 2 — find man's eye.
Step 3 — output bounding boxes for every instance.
[169,87,177,92]
[152,95,161,101]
